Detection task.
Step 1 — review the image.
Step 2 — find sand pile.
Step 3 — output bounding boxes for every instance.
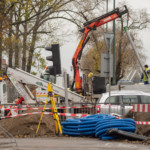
[0,111,56,138]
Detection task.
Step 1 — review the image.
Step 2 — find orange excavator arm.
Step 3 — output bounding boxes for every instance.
[71,6,128,93]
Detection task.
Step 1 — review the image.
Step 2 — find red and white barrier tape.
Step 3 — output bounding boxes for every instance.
[0,111,149,125]
[0,112,89,119]
[0,105,101,111]
[132,104,150,112]
[0,105,31,109]
[135,121,150,125]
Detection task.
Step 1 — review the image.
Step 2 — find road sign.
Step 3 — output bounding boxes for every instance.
[101,33,114,78]
[104,33,114,50]
[101,52,113,77]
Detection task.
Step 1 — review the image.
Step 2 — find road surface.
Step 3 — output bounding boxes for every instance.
[0,137,150,150]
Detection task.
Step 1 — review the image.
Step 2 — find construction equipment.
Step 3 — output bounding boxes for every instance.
[36,82,62,135]
[71,6,128,93]
[6,67,85,103]
[124,26,150,83]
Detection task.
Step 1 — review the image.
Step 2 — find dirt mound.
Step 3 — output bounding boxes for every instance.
[123,111,150,144]
[0,111,56,138]
[124,111,150,122]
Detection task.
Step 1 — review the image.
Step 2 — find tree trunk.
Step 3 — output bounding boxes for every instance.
[8,12,13,68]
[14,23,19,67]
[22,23,27,71]
[0,0,5,72]
[8,27,13,67]
[116,19,124,81]
[26,29,37,73]
[0,34,2,72]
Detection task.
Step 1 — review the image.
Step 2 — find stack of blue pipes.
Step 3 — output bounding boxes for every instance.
[61,114,136,140]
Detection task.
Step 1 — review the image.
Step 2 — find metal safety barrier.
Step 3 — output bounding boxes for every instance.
[0,125,17,148]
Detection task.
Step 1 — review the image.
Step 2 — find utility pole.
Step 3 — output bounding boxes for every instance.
[64,71,69,117]
[112,0,116,85]
[106,0,108,32]
[103,33,114,114]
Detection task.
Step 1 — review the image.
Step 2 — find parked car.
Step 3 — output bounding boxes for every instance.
[96,90,150,116]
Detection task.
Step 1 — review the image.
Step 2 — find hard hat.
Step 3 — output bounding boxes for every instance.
[88,72,93,78]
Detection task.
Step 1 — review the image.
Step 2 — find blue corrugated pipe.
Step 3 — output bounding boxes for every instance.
[61,114,136,140]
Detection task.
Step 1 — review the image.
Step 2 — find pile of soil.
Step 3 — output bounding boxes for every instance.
[0,110,57,138]
[124,111,150,144]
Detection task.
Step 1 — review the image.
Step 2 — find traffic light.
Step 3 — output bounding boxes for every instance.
[45,44,61,75]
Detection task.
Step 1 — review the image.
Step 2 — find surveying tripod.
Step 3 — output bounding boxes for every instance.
[36,82,62,135]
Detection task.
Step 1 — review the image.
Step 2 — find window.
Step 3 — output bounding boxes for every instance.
[122,95,138,105]
[105,96,119,104]
[141,95,150,104]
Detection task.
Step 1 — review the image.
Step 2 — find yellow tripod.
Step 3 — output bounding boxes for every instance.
[36,82,62,135]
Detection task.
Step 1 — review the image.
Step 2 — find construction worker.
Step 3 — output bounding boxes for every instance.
[88,72,93,78]
[88,72,94,93]
[141,65,150,84]
[7,96,24,116]
[15,96,24,104]
[16,96,24,114]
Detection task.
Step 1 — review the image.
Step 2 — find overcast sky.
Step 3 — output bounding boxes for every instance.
[58,0,150,77]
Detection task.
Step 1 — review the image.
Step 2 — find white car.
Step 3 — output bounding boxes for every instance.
[96,90,150,116]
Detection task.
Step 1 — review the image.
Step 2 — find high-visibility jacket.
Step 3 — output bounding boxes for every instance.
[142,68,150,81]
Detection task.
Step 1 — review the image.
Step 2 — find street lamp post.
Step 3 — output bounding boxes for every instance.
[112,0,116,85]
[106,0,108,32]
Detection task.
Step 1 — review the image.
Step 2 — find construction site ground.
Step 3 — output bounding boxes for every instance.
[1,111,150,149]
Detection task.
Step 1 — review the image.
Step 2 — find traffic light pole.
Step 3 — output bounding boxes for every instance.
[64,71,69,117]
[54,67,56,83]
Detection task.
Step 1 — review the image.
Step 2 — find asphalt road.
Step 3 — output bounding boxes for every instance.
[0,137,150,150]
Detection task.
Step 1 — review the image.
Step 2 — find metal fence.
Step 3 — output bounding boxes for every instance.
[0,102,133,122]
[54,102,133,122]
